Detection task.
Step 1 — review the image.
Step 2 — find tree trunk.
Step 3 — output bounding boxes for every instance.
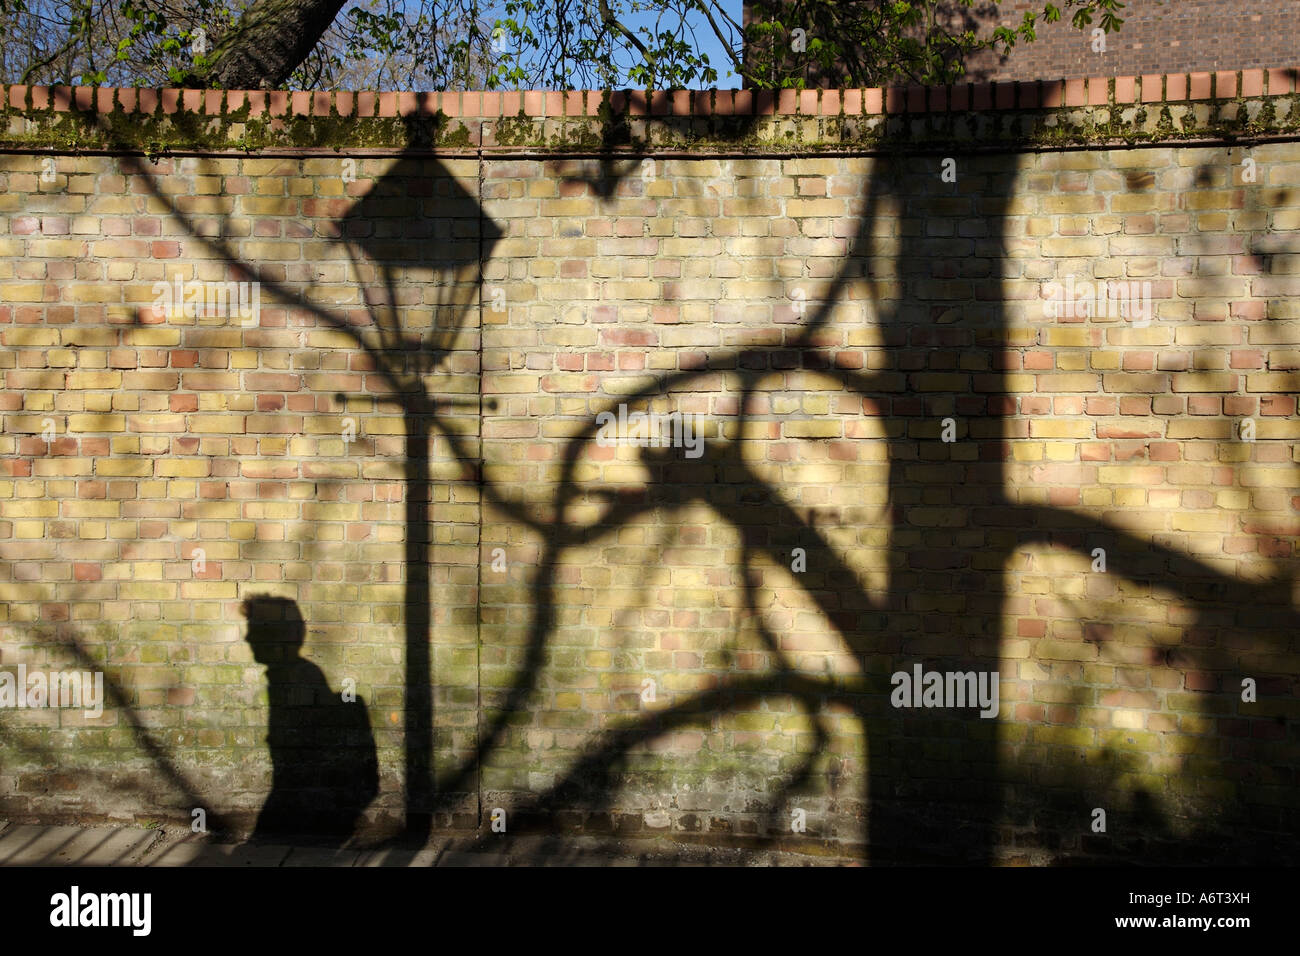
[190,0,348,88]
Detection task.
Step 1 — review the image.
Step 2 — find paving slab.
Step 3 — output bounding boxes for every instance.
[535,853,644,866]
[354,847,442,867]
[148,838,291,867]
[282,847,362,867]
[435,851,512,866]
[0,824,158,865]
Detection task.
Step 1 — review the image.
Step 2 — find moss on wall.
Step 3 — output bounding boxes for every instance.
[1,85,1297,158]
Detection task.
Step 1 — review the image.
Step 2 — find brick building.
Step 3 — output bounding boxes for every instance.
[744,0,1299,85]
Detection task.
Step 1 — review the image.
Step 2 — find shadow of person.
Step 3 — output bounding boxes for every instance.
[243,596,378,846]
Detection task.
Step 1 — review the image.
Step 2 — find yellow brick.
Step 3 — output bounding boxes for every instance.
[1098,465,1166,484]
[1036,373,1100,392]
[35,459,92,476]
[1166,420,1232,439]
[786,199,846,217]
[783,420,842,438]
[119,583,178,600]
[1041,328,1095,348]
[1056,352,1088,371]
[190,415,246,434]
[238,241,300,260]
[182,582,238,599]
[1013,443,1044,461]
[124,329,181,346]
[1246,373,1297,392]
[68,414,126,432]
[1041,237,1105,257]
[1031,726,1095,747]
[156,460,211,477]
[483,375,540,394]
[1029,420,1092,439]
[63,501,119,518]
[1,500,57,517]
[3,415,56,433]
[1090,351,1121,370]
[1170,373,1237,393]
[28,239,87,258]
[1258,420,1300,439]
[1044,442,1076,461]
[2,327,59,346]
[64,285,121,303]
[1174,327,1238,345]
[1114,488,1146,507]
[1242,469,1298,487]
[361,417,406,435]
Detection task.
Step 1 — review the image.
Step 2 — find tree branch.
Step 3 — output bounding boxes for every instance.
[689,0,762,88]
[596,0,656,79]
[18,0,91,85]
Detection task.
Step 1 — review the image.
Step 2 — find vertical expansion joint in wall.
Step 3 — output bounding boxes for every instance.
[474,123,486,827]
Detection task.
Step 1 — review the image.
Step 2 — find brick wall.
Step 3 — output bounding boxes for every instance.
[0,73,1297,862]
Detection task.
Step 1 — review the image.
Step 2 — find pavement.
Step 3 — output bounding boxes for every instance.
[0,820,858,866]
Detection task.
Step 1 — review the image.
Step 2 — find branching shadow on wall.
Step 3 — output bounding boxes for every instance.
[456,108,1300,864]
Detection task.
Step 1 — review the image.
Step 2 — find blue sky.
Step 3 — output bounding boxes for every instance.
[616,1,744,88]
[479,0,744,88]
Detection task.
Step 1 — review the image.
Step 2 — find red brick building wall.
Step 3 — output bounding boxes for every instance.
[968,0,1298,81]
[744,0,1299,85]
